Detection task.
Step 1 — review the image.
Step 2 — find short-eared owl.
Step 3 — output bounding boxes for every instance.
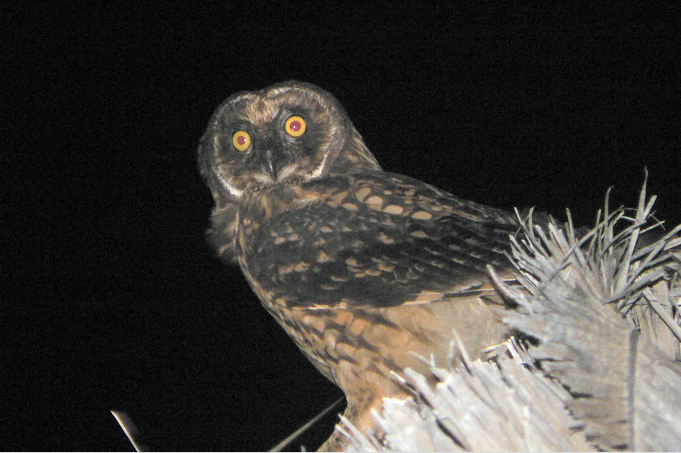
[199,81,520,449]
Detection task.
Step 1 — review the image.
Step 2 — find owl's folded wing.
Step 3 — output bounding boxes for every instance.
[243,171,527,310]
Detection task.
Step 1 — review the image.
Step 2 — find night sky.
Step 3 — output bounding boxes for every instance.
[3,3,680,451]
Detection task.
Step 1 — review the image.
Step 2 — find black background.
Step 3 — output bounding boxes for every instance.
[3,2,680,451]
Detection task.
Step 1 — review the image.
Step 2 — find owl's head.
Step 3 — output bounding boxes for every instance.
[199,81,381,207]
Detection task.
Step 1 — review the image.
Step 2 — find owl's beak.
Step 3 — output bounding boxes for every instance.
[262,148,280,181]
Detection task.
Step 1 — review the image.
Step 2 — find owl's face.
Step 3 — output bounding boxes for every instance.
[199,81,380,208]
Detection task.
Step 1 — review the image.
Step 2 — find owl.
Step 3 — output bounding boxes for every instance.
[198,81,522,450]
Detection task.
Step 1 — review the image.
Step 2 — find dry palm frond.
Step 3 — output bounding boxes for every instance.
[342,338,592,452]
[343,180,681,452]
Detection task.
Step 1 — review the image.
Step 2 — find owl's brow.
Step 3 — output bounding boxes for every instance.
[228,91,258,104]
[241,98,280,125]
[223,92,267,123]
[264,84,331,115]
[264,85,299,97]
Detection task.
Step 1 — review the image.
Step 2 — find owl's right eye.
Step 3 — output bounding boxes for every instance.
[232,131,251,152]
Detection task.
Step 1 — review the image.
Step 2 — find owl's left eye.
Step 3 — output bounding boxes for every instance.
[232,131,251,152]
[285,116,306,137]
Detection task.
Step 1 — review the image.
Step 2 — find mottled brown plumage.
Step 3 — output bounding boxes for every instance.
[198,81,520,449]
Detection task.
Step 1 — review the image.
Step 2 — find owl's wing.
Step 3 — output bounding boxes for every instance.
[242,171,529,310]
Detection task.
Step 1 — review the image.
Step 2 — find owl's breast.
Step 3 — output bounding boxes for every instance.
[235,188,337,306]
[230,175,512,394]
[234,178,357,304]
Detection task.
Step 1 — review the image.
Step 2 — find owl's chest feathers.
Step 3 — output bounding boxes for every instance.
[235,176,353,247]
[233,183,326,284]
[240,184,318,226]
[236,184,321,251]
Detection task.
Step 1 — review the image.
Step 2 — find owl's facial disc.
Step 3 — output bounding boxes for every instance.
[200,81,380,207]
[211,117,311,198]
[216,97,327,195]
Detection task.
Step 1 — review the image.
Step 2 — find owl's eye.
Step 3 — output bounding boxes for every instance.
[285,116,306,137]
[232,131,251,152]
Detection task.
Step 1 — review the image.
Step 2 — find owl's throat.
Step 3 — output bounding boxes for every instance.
[241,182,315,223]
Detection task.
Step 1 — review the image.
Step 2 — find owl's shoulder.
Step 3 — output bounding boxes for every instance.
[210,169,523,266]
[239,169,520,231]
[302,170,520,227]
[236,170,522,309]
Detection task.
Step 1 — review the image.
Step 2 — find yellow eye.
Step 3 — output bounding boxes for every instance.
[232,131,251,152]
[285,116,306,137]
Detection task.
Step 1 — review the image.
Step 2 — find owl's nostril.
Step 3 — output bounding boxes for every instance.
[263,149,279,180]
